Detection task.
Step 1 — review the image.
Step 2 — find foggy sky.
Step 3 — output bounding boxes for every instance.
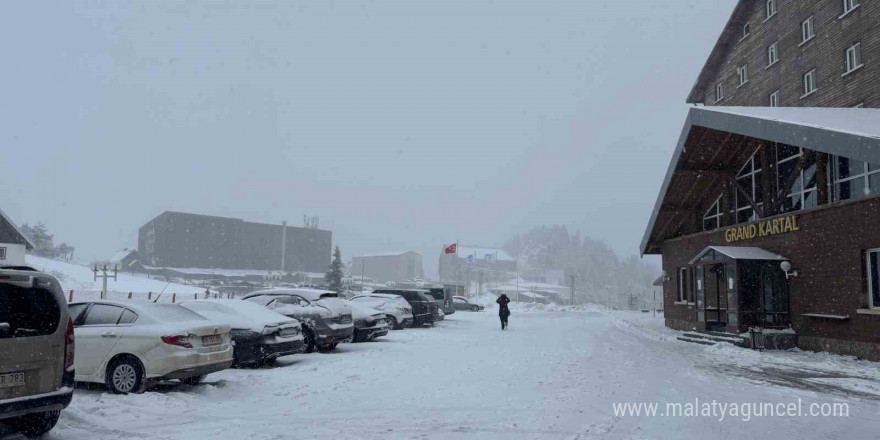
[0,0,735,277]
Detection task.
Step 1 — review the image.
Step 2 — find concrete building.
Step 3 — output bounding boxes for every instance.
[0,208,33,266]
[439,245,517,285]
[351,251,423,284]
[138,211,331,273]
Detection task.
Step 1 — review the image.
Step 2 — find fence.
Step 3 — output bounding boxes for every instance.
[66,290,239,304]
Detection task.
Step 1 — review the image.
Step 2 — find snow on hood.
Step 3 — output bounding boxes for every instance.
[180,299,299,333]
[347,301,384,320]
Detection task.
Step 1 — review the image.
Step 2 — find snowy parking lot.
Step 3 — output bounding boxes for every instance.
[26,308,880,439]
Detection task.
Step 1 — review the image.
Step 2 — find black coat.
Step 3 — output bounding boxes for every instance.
[497,294,511,318]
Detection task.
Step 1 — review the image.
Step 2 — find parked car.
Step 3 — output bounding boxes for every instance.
[0,266,74,438]
[371,289,436,327]
[284,289,355,344]
[67,300,233,394]
[451,296,485,311]
[243,289,352,352]
[179,300,304,367]
[423,287,455,317]
[347,302,389,342]
[349,293,413,330]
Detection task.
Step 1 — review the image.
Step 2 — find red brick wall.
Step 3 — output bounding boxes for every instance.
[661,194,880,345]
[696,0,880,107]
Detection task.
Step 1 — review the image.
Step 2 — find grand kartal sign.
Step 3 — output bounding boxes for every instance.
[724,214,800,243]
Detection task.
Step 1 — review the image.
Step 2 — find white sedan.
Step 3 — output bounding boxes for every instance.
[350,293,414,329]
[67,300,233,394]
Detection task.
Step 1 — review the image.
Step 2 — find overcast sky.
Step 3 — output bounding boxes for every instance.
[1,0,735,277]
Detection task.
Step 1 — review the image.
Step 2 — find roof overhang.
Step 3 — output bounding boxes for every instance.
[0,207,35,250]
[686,1,753,104]
[687,246,787,265]
[641,106,880,256]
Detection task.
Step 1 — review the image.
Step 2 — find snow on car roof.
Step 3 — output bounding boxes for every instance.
[180,299,297,331]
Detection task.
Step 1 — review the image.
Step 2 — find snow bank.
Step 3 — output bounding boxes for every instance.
[24,255,208,301]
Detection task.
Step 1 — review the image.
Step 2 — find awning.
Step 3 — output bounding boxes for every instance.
[688,246,787,265]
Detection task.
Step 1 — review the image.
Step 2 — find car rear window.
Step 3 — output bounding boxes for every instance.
[144,304,207,322]
[0,284,61,338]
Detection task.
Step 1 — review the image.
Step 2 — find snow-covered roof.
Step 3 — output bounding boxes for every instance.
[0,207,34,250]
[143,266,277,277]
[109,248,137,263]
[641,106,880,256]
[355,251,414,258]
[688,246,787,265]
[456,246,514,262]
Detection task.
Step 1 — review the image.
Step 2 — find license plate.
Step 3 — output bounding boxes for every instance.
[0,372,25,389]
[201,335,223,346]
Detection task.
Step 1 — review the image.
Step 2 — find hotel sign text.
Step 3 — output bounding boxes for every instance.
[724,215,800,243]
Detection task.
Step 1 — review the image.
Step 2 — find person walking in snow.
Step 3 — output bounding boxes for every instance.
[497,293,511,330]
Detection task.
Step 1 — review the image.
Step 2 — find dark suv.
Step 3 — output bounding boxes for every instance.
[372,289,436,327]
[0,266,74,438]
[423,287,455,317]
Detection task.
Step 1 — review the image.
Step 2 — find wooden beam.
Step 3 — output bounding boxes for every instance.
[732,176,765,219]
[816,152,829,205]
[767,150,813,216]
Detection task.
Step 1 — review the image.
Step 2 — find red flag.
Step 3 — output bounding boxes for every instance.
[444,243,457,254]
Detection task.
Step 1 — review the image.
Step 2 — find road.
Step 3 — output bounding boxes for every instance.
[25,308,880,439]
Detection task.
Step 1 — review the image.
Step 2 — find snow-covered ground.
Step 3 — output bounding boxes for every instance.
[24,255,208,302]
[28,309,880,439]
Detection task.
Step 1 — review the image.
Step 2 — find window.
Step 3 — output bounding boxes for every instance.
[0,247,5,260]
[776,145,817,213]
[677,268,691,303]
[703,196,722,231]
[118,309,138,325]
[769,90,780,107]
[68,303,88,326]
[82,304,125,326]
[715,83,724,102]
[803,69,817,96]
[845,42,863,74]
[844,0,860,15]
[0,285,61,338]
[801,17,815,43]
[767,42,779,66]
[869,249,880,309]
[766,0,777,19]
[737,65,749,86]
[734,149,763,223]
[832,156,880,201]
[742,22,751,39]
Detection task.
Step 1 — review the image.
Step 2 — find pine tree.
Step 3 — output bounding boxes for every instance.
[19,222,57,258]
[325,246,344,293]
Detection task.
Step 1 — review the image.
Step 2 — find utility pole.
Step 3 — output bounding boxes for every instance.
[361,260,366,292]
[570,274,575,306]
[93,264,118,300]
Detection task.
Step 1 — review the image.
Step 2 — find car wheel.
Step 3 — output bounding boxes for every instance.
[181,375,204,385]
[472,305,480,311]
[302,326,316,353]
[8,410,60,438]
[106,356,145,395]
[386,315,399,330]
